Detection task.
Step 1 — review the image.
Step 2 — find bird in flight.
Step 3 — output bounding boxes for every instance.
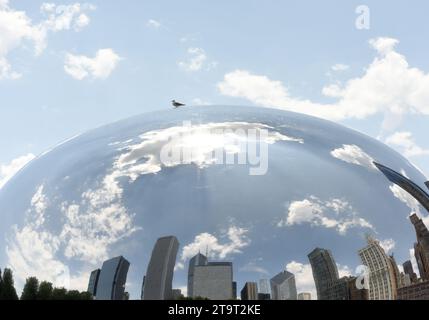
[172,100,186,108]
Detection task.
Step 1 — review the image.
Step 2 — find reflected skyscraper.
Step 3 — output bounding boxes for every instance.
[96,256,130,300]
[87,269,100,298]
[143,236,179,300]
[358,237,397,300]
[403,260,418,284]
[410,213,429,281]
[374,162,429,213]
[270,270,297,300]
[240,282,258,300]
[191,260,234,300]
[258,279,271,300]
[308,248,339,300]
[187,253,208,297]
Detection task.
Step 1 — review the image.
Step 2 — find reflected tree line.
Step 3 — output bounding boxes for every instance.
[0,268,92,300]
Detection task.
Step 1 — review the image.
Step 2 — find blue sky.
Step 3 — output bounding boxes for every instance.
[1,0,429,185]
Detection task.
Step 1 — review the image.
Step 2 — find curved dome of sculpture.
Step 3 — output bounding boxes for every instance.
[0,105,427,298]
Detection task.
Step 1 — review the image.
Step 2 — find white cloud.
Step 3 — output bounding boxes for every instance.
[239,261,269,275]
[146,19,161,28]
[0,2,94,79]
[112,121,302,180]
[0,153,35,189]
[330,144,376,169]
[389,184,421,214]
[178,47,216,72]
[385,131,429,158]
[285,261,316,299]
[64,48,121,80]
[278,196,374,235]
[217,37,429,129]
[379,238,396,254]
[180,225,250,262]
[331,64,349,72]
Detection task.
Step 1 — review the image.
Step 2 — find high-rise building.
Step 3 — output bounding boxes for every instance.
[96,256,130,300]
[298,292,312,300]
[358,237,397,300]
[87,269,100,298]
[374,162,429,213]
[308,248,339,300]
[257,279,271,300]
[187,253,208,297]
[410,213,429,281]
[346,277,369,300]
[397,281,429,300]
[389,255,402,290]
[143,236,179,300]
[232,281,237,300]
[270,271,297,300]
[240,282,258,300]
[192,261,234,300]
[403,260,418,284]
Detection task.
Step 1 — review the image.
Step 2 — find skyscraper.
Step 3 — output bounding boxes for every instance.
[240,282,258,300]
[187,253,208,298]
[258,279,271,300]
[96,256,130,300]
[388,254,402,290]
[192,261,234,300]
[298,292,311,300]
[308,248,339,300]
[270,271,297,300]
[374,162,429,213]
[410,213,429,280]
[87,269,100,298]
[358,237,397,300]
[143,236,179,300]
[403,260,418,284]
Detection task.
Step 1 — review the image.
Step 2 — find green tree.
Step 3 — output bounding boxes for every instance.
[51,287,67,300]
[21,277,39,300]
[0,268,18,300]
[0,268,3,297]
[64,290,82,300]
[37,281,53,300]
[79,291,93,300]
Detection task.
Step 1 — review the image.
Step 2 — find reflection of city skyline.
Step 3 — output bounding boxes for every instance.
[83,163,429,300]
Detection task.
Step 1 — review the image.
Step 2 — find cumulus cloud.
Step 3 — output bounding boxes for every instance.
[180,225,250,262]
[385,131,429,158]
[379,238,396,254]
[0,2,94,79]
[285,261,316,299]
[146,19,161,28]
[6,185,97,291]
[8,171,140,290]
[330,144,376,169]
[0,153,35,189]
[178,47,217,72]
[112,122,302,180]
[331,64,349,72]
[64,48,121,80]
[389,184,421,214]
[278,196,374,235]
[217,37,429,129]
